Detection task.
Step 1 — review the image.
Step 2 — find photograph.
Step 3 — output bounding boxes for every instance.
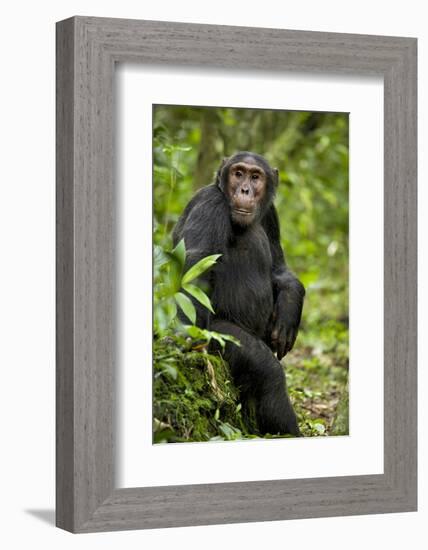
[152,104,349,443]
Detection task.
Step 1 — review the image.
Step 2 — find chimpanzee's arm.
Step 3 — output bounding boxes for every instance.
[262,205,305,359]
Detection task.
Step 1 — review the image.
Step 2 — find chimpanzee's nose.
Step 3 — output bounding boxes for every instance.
[241,184,250,195]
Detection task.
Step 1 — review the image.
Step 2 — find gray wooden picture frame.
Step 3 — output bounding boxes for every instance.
[56,16,417,533]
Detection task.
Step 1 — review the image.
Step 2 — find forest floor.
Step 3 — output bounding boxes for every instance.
[153,318,349,443]
[286,345,348,437]
[286,316,349,437]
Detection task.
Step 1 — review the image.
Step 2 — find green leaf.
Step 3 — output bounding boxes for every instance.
[174,292,196,324]
[185,325,209,342]
[164,255,183,295]
[209,331,241,350]
[218,421,241,440]
[183,325,241,350]
[154,299,177,334]
[182,283,215,313]
[219,333,241,347]
[163,240,186,295]
[182,254,221,285]
[170,239,186,269]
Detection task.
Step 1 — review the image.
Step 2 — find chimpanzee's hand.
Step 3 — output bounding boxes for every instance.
[270,289,302,360]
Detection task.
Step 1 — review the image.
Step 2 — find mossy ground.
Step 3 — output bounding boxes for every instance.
[153,323,349,443]
[153,338,249,443]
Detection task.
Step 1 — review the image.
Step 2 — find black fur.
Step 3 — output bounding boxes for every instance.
[173,152,305,436]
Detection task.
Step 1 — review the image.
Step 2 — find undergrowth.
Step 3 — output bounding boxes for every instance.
[153,336,251,443]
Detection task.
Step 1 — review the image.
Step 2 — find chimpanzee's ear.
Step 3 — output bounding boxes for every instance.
[216,157,229,190]
[273,168,279,187]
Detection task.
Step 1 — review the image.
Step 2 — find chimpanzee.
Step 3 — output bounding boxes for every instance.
[173,152,305,436]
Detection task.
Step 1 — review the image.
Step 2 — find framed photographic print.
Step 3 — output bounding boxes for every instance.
[56,16,417,532]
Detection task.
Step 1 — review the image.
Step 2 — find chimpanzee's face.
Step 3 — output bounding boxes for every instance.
[226,156,267,226]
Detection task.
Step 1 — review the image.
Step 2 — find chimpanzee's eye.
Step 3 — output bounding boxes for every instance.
[252,173,259,180]
[235,170,243,178]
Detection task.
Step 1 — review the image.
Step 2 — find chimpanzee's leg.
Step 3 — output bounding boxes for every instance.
[210,320,300,436]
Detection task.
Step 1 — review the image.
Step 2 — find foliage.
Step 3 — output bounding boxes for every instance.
[153,105,349,441]
[154,237,240,352]
[154,237,218,332]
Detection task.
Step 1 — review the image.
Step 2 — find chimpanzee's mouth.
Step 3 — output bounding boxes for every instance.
[234,209,252,216]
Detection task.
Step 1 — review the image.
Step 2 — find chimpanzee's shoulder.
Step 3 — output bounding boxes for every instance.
[191,184,224,204]
[173,185,228,246]
[183,185,227,218]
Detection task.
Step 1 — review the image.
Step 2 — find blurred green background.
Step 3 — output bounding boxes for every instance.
[153,105,349,441]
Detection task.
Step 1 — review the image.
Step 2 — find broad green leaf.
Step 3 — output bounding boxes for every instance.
[185,325,209,342]
[163,240,186,294]
[218,421,240,440]
[182,283,215,313]
[164,256,183,294]
[182,254,221,285]
[163,300,178,327]
[170,239,186,269]
[209,331,241,349]
[219,333,241,347]
[154,300,177,333]
[174,292,196,325]
[183,325,240,350]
